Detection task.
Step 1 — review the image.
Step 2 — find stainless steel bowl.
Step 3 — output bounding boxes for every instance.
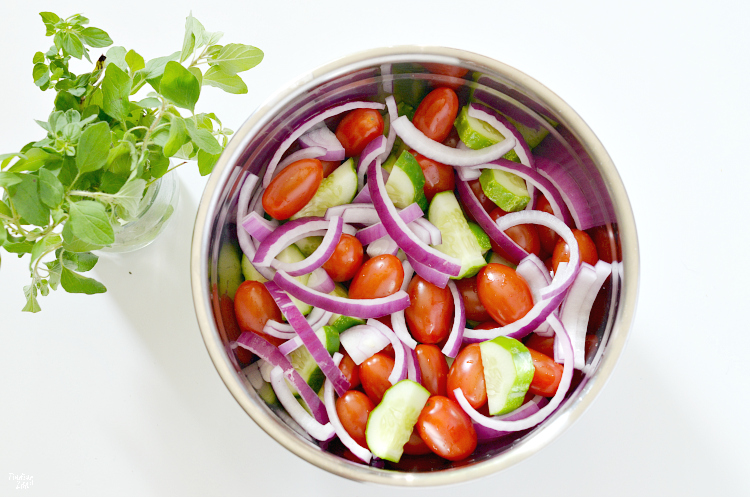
[190,46,639,486]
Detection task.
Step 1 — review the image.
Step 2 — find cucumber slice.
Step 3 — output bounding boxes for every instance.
[428,191,487,279]
[288,326,340,394]
[454,105,520,162]
[217,242,243,298]
[502,112,550,149]
[486,251,518,269]
[479,168,530,212]
[467,221,491,254]
[382,137,408,173]
[396,102,416,121]
[290,158,357,220]
[276,245,312,316]
[326,283,366,331]
[479,336,534,415]
[365,379,431,462]
[243,362,278,405]
[294,236,323,257]
[241,254,269,283]
[385,151,428,211]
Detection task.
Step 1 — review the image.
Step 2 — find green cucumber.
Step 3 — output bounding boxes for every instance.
[479,336,534,415]
[486,251,518,269]
[454,105,521,163]
[428,191,487,279]
[294,236,323,257]
[290,158,357,220]
[468,221,491,255]
[243,362,278,406]
[365,379,431,462]
[385,150,428,211]
[275,245,312,316]
[479,168,530,212]
[382,137,408,173]
[288,326,340,394]
[217,241,243,298]
[326,283,365,331]
[241,254,269,283]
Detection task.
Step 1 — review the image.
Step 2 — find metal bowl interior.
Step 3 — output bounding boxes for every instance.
[190,46,638,486]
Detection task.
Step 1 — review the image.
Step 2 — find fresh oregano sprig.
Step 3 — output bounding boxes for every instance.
[0,12,263,312]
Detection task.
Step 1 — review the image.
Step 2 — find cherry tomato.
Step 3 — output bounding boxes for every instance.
[375,314,392,329]
[320,160,340,178]
[262,158,323,220]
[527,348,564,397]
[322,234,364,282]
[474,320,501,330]
[402,428,432,455]
[551,229,598,273]
[338,348,360,389]
[535,194,559,256]
[360,353,395,404]
[417,396,477,461]
[233,281,285,347]
[421,63,470,79]
[411,151,455,201]
[412,88,459,143]
[335,109,384,157]
[348,254,404,299]
[489,207,541,261]
[455,276,491,322]
[466,179,497,217]
[477,263,534,326]
[336,390,374,448]
[415,344,449,396]
[586,225,617,264]
[524,333,555,358]
[446,343,487,409]
[404,275,454,344]
[220,295,253,364]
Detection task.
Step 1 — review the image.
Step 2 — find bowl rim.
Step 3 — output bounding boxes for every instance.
[190,45,639,486]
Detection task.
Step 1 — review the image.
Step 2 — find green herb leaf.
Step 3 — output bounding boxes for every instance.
[208,43,263,75]
[46,259,62,290]
[197,149,220,176]
[202,66,248,94]
[61,32,85,59]
[60,266,106,294]
[39,12,60,36]
[68,200,115,246]
[80,27,112,48]
[8,175,50,226]
[30,233,62,265]
[163,117,188,157]
[38,168,65,208]
[105,46,129,73]
[113,179,146,220]
[0,171,23,188]
[61,221,103,252]
[22,284,42,313]
[1,152,26,169]
[62,250,98,272]
[188,66,203,86]
[205,31,223,46]
[148,149,170,179]
[8,148,50,173]
[33,63,50,86]
[180,14,206,63]
[125,49,145,73]
[185,119,221,154]
[76,121,111,173]
[140,51,180,91]
[54,91,80,112]
[33,51,45,64]
[101,63,131,122]
[160,61,200,112]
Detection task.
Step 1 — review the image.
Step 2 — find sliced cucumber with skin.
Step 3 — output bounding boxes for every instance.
[468,221,491,254]
[479,336,534,415]
[275,245,312,316]
[295,236,323,257]
[366,379,431,463]
[217,242,243,298]
[290,158,357,220]
[454,105,521,162]
[385,151,428,211]
[428,191,487,279]
[479,168,530,213]
[241,254,269,283]
[486,251,518,269]
[287,326,340,394]
[326,283,365,331]
[382,137,408,173]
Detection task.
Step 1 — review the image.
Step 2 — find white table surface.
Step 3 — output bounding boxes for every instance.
[1,0,748,495]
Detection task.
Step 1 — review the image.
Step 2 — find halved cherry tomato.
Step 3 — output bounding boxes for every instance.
[411,151,455,201]
[474,320,501,330]
[551,229,598,273]
[262,158,323,220]
[446,343,487,409]
[335,109,384,157]
[586,225,617,264]
[405,275,454,344]
[338,348,360,389]
[348,254,404,299]
[527,348,563,397]
[335,390,374,448]
[535,193,559,256]
[360,352,394,404]
[455,276,491,322]
[477,263,534,326]
[322,233,363,282]
[415,344,449,396]
[489,207,541,261]
[233,281,285,347]
[320,160,340,178]
[417,396,477,461]
[412,87,459,143]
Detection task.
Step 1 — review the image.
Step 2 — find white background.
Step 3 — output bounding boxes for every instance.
[1,0,748,495]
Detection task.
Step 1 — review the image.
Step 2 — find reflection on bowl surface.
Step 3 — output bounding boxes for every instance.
[191,46,638,486]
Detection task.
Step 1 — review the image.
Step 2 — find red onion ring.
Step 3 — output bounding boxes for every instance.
[440,280,466,358]
[298,123,345,161]
[241,211,278,243]
[270,366,335,441]
[391,260,418,350]
[367,319,407,385]
[340,324,390,365]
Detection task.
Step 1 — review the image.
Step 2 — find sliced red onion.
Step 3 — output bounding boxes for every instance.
[355,203,424,245]
[241,211,279,243]
[406,347,421,383]
[406,221,431,245]
[278,337,303,356]
[456,177,528,264]
[441,281,466,358]
[357,135,388,190]
[352,185,372,204]
[368,152,461,276]
[391,116,516,167]
[516,254,555,337]
[367,318,407,385]
[535,157,595,230]
[270,366,335,442]
[249,178,265,216]
[324,353,373,463]
[411,217,442,245]
[468,157,572,226]
[253,217,333,267]
[235,332,328,424]
[263,101,385,187]
[455,313,573,432]
[456,166,482,181]
[298,123,345,161]
[366,236,399,257]
[558,260,611,369]
[265,281,350,396]
[340,324,390,365]
[307,267,335,293]
[273,270,410,319]
[467,103,533,168]
[378,95,399,162]
[391,260,418,350]
[259,325,298,340]
[271,216,343,277]
[474,396,549,442]
[406,254,450,289]
[276,146,327,176]
[264,306,332,336]
[236,174,276,281]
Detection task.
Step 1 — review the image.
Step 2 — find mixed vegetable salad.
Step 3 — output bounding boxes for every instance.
[221,65,618,468]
